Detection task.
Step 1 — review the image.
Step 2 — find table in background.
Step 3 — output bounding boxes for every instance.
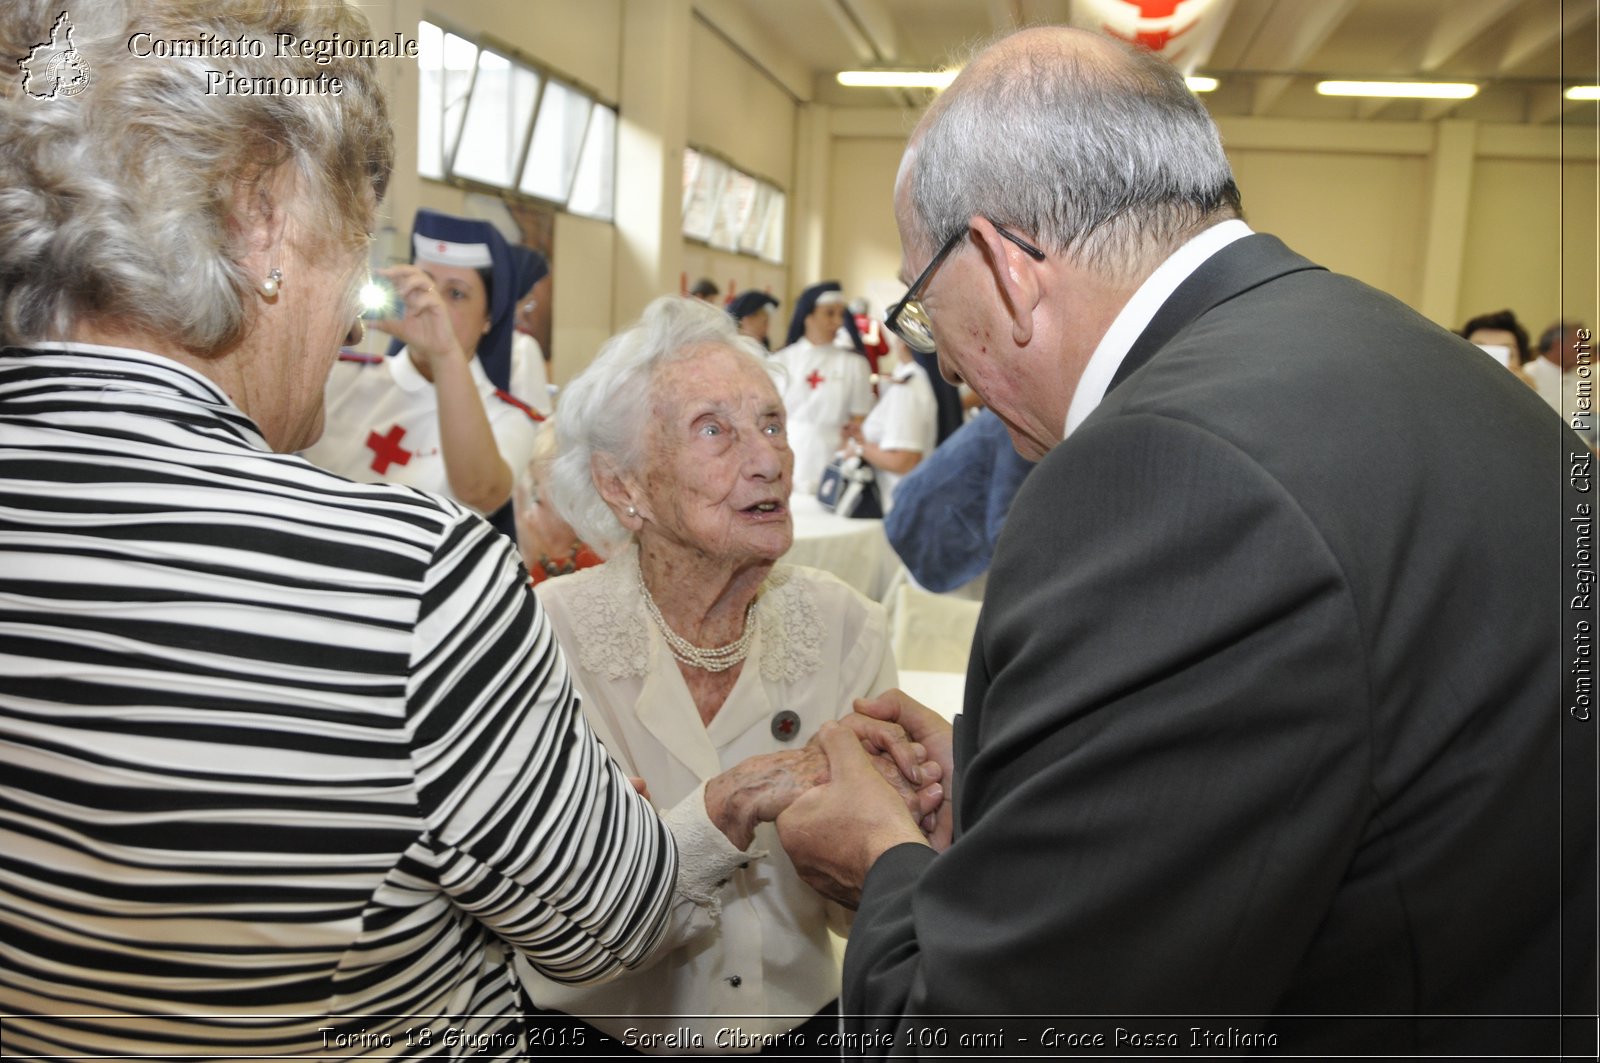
[784,494,899,601]
[897,669,967,723]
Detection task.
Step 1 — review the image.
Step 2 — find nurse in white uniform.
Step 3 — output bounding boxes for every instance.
[847,332,939,511]
[301,209,539,519]
[769,281,874,495]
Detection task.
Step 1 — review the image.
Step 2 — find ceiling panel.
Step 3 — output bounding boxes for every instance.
[716,0,1599,124]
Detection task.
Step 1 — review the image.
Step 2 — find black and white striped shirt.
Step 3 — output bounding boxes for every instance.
[0,344,678,1057]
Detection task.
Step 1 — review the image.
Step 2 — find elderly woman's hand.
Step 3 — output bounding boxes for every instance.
[704,749,828,851]
[702,740,938,853]
[365,264,471,374]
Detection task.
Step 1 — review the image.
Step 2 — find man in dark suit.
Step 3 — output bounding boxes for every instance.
[777,26,1596,1056]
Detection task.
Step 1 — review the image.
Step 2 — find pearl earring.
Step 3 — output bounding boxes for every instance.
[626,505,637,517]
[259,267,283,298]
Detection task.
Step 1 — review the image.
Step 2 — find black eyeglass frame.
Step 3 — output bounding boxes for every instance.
[883,224,1047,353]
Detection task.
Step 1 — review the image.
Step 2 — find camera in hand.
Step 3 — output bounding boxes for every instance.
[358,276,401,321]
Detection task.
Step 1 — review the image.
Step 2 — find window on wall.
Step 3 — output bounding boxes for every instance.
[682,147,785,264]
[418,19,616,222]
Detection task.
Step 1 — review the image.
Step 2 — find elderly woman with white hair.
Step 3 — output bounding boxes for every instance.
[0,2,934,1055]
[519,296,921,1050]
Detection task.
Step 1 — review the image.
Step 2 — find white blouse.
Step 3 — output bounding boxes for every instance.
[520,548,897,1051]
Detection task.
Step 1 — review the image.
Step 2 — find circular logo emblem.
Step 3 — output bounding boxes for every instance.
[45,49,92,98]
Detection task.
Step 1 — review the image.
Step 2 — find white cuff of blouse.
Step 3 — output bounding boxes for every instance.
[662,780,769,907]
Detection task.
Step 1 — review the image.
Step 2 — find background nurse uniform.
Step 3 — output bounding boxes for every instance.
[302,209,540,529]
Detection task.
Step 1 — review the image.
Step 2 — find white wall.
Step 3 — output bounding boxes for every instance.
[821,109,1597,336]
[371,1,1598,380]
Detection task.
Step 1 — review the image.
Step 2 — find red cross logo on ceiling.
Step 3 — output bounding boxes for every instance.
[1103,18,1194,50]
[806,370,825,390]
[1116,0,1187,17]
[366,424,413,474]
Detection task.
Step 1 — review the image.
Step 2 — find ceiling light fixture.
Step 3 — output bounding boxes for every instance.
[838,70,1218,93]
[836,70,958,89]
[1316,80,1478,100]
[1566,86,1600,101]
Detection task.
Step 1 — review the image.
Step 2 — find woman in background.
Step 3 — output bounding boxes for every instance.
[770,281,874,494]
[514,420,602,584]
[0,3,913,1053]
[522,296,935,1051]
[845,332,939,511]
[301,208,541,519]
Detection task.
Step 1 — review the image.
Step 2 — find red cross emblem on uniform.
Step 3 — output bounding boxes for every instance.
[806,370,825,390]
[366,424,413,474]
[435,241,448,254]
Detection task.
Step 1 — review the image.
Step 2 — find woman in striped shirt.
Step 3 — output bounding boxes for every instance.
[0,2,928,1055]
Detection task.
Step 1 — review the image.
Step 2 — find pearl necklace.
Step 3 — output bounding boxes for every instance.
[638,569,758,673]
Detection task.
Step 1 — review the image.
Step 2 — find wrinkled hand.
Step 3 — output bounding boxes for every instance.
[702,731,939,853]
[704,748,828,851]
[853,689,955,850]
[777,722,932,908]
[365,264,469,374]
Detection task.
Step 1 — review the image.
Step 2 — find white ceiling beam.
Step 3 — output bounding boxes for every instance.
[1419,0,1521,72]
[824,0,878,64]
[1418,98,1467,122]
[839,0,901,63]
[1178,0,1237,76]
[1528,91,1585,126]
[1250,74,1293,116]
[689,0,816,102]
[1497,1,1596,74]
[1356,96,1392,120]
[1245,0,1360,115]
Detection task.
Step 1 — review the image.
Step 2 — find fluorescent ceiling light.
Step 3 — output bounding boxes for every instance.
[1567,85,1600,101]
[1317,80,1478,100]
[1186,76,1219,93]
[837,70,958,89]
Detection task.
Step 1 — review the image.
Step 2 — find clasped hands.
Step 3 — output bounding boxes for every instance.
[703,690,955,908]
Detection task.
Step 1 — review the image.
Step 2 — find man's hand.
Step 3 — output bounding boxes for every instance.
[853,689,956,849]
[777,722,931,908]
[830,713,944,823]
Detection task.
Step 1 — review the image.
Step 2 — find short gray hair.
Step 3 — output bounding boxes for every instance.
[0,0,393,354]
[549,296,771,551]
[910,30,1240,278]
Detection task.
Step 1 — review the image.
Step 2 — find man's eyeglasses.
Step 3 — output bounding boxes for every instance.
[883,225,1046,354]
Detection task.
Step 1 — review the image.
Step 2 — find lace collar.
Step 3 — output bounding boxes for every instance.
[563,547,822,685]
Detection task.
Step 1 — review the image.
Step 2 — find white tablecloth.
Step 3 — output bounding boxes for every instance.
[784,494,900,601]
[897,669,968,723]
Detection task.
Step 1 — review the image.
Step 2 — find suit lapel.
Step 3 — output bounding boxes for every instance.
[1108,234,1326,393]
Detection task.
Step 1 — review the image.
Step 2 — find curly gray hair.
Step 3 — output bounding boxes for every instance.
[548,296,774,551]
[0,0,393,354]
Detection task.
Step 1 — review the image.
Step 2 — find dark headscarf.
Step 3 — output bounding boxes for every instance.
[387,209,518,391]
[785,280,865,353]
[727,290,778,322]
[512,246,549,297]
